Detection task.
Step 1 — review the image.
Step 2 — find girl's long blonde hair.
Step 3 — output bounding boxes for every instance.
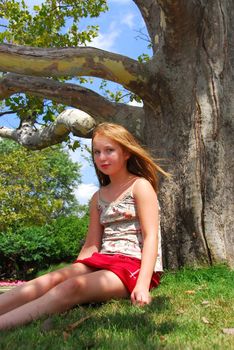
[92,123,169,193]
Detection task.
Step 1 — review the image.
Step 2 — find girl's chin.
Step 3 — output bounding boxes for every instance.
[98,165,111,173]
[98,168,110,175]
[99,169,116,176]
[100,170,111,175]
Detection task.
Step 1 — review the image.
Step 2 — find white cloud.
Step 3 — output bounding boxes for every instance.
[74,183,99,205]
[128,99,143,107]
[121,13,135,29]
[91,28,120,51]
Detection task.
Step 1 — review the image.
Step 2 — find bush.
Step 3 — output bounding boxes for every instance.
[0,214,89,280]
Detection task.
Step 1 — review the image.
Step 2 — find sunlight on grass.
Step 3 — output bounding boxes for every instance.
[0,265,233,350]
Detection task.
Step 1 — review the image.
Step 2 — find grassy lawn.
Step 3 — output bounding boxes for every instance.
[0,265,233,350]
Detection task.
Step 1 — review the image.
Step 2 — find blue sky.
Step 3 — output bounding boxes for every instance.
[0,0,151,204]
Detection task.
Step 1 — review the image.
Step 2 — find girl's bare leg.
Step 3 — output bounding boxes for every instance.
[0,263,94,316]
[0,269,129,330]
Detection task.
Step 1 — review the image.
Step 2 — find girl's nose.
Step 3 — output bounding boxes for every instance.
[99,152,106,161]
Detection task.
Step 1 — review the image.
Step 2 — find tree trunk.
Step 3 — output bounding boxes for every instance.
[143,1,234,269]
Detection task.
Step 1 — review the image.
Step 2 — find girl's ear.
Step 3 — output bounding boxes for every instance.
[124,150,131,160]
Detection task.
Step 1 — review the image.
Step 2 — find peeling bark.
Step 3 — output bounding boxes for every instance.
[0,45,146,93]
[0,109,96,149]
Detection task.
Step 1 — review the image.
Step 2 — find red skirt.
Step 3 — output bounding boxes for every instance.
[73,252,161,293]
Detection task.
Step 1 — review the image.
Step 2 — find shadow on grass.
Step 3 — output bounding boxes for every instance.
[61,295,182,349]
[0,297,186,350]
[151,295,172,312]
[80,294,171,313]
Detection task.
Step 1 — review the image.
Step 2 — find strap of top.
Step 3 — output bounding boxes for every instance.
[98,177,147,205]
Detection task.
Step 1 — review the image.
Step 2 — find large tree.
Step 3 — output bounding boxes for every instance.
[0,0,233,268]
[0,139,82,230]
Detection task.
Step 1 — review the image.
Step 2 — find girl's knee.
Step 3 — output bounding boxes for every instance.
[52,276,87,304]
[43,267,73,286]
[64,276,87,293]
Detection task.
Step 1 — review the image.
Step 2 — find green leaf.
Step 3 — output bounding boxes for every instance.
[0,139,82,231]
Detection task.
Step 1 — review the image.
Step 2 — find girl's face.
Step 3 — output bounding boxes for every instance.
[92,135,130,176]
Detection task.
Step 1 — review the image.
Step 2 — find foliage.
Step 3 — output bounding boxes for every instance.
[0,0,107,48]
[0,213,89,280]
[0,139,82,230]
[99,79,143,105]
[0,0,108,125]
[0,265,233,349]
[137,53,150,63]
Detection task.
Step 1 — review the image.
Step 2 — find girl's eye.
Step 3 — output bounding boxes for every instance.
[93,150,100,155]
[107,148,114,153]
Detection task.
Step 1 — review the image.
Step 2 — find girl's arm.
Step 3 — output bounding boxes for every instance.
[131,179,159,306]
[76,191,103,260]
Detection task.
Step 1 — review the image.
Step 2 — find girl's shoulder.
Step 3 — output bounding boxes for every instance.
[89,190,100,208]
[132,177,153,191]
[91,189,100,200]
[132,177,157,201]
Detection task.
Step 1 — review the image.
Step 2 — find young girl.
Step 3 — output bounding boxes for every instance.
[0,122,168,330]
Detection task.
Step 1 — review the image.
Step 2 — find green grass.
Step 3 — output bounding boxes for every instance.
[0,265,233,350]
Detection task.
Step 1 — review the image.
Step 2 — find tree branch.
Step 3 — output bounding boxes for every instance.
[133,0,162,53]
[0,126,17,140]
[0,73,144,132]
[0,73,119,120]
[0,73,145,148]
[156,0,204,54]
[0,44,147,93]
[0,109,96,149]
[0,110,16,117]
[0,105,145,149]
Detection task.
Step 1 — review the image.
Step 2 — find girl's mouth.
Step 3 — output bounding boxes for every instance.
[101,164,110,168]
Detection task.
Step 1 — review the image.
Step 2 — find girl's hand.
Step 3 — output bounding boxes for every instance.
[130,286,152,306]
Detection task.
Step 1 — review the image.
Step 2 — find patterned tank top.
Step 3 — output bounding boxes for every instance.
[97,180,163,272]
